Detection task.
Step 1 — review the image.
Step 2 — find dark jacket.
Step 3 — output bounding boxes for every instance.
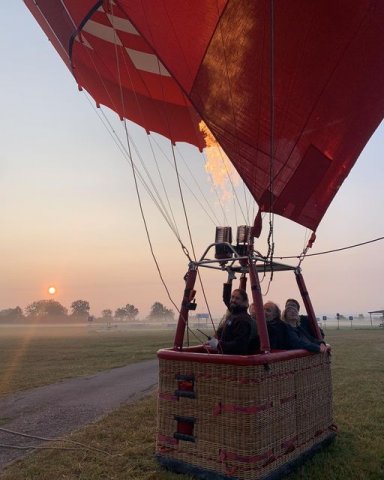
[217,306,254,355]
[300,315,325,339]
[286,324,325,353]
[267,318,290,350]
[222,282,232,309]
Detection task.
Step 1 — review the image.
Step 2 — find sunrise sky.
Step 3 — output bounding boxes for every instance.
[0,3,383,319]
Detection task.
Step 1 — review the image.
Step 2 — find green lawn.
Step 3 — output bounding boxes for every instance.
[0,328,383,479]
[0,326,174,395]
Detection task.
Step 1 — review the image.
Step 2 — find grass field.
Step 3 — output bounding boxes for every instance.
[0,326,175,396]
[0,328,383,479]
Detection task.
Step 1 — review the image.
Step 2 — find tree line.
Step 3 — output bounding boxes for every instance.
[0,300,175,323]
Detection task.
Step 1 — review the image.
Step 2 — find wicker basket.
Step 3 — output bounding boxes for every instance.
[156,348,335,480]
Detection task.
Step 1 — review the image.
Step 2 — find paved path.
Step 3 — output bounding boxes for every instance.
[0,359,158,469]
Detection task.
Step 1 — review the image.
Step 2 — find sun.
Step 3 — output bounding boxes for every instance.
[48,286,56,295]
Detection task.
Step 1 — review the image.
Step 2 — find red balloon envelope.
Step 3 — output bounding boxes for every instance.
[24,0,384,231]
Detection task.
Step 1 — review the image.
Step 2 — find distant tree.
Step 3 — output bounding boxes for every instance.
[114,308,126,321]
[0,306,24,322]
[70,300,90,318]
[126,304,139,320]
[101,309,113,322]
[14,306,23,317]
[114,304,139,321]
[148,302,174,322]
[358,314,364,319]
[25,300,67,318]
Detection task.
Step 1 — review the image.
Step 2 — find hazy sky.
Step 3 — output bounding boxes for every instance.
[0,3,383,318]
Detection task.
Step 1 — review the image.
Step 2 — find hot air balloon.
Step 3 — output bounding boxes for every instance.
[24,1,384,479]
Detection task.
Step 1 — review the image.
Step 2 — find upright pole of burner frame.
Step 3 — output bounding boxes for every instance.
[249,260,270,353]
[174,265,198,350]
[295,269,322,340]
[239,272,247,291]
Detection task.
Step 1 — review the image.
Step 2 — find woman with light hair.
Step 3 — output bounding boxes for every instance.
[250,302,289,351]
[261,301,290,350]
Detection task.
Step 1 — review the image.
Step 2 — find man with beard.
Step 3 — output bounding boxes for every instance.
[206,289,254,354]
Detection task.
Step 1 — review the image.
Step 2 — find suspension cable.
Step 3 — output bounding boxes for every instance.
[85,4,219,344]
[127,134,185,238]
[175,145,221,225]
[262,0,276,296]
[151,137,219,226]
[79,33,183,242]
[108,6,188,246]
[110,6,214,345]
[108,12,219,230]
[242,182,251,224]
[218,146,248,225]
[134,6,219,338]
[275,235,384,260]
[124,123,207,348]
[110,7,179,236]
[171,145,217,334]
[0,426,112,456]
[94,9,206,350]
[81,35,193,250]
[147,138,181,239]
[91,100,183,241]
[123,121,181,314]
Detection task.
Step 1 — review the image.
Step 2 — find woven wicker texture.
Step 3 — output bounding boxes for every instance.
[157,352,334,480]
